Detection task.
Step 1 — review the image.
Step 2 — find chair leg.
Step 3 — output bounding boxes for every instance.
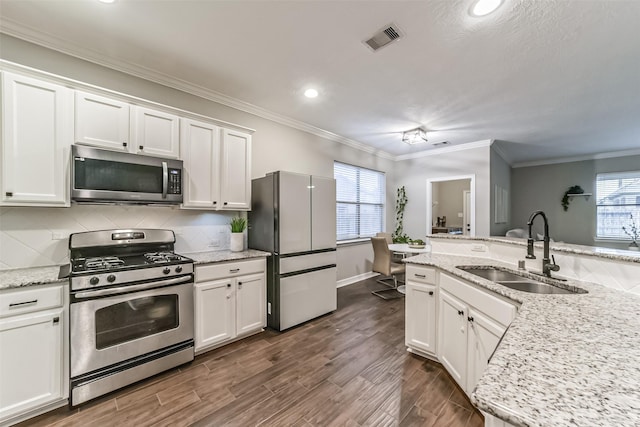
[372,274,404,299]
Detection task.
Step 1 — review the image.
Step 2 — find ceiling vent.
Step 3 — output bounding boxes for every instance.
[364,24,402,52]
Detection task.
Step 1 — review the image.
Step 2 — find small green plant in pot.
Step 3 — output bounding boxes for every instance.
[230,216,247,252]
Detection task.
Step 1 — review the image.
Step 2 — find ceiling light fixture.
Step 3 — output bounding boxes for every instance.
[98,0,116,3]
[402,127,428,145]
[304,88,318,98]
[469,0,503,17]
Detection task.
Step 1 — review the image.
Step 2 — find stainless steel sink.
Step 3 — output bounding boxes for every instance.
[457,266,584,295]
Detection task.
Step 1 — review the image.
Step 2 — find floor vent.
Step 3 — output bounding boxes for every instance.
[364,24,402,52]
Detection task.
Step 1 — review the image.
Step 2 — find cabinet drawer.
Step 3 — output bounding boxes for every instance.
[0,285,64,318]
[196,258,265,282]
[280,251,336,274]
[406,265,437,284]
[440,273,516,327]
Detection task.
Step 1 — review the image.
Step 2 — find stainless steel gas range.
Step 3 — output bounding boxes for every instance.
[67,229,194,406]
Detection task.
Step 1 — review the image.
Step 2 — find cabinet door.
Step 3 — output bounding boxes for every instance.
[437,290,467,387]
[405,281,437,355]
[466,308,508,393]
[219,128,251,210]
[236,273,266,336]
[180,119,220,209]
[194,279,235,351]
[133,106,180,158]
[75,91,130,151]
[278,172,312,254]
[1,73,72,206]
[311,176,336,250]
[0,309,63,423]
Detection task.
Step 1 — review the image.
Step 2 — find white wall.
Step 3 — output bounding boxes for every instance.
[0,35,396,278]
[395,144,492,239]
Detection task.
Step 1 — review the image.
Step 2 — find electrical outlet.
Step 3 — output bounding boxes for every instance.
[471,244,488,252]
[457,212,463,218]
[173,227,183,235]
[208,239,220,248]
[51,232,66,240]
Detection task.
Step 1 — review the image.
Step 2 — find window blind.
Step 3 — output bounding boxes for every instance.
[334,161,385,241]
[596,171,640,239]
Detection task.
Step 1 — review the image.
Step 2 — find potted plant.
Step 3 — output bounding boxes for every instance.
[230,216,247,252]
[392,186,410,243]
[622,213,639,251]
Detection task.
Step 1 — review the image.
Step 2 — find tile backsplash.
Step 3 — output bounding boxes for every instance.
[0,205,239,269]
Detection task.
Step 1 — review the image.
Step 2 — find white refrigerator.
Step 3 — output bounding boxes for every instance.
[248,171,337,330]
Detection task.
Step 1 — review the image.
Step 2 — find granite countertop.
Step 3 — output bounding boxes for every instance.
[0,265,67,291]
[184,249,271,265]
[403,253,640,427]
[0,250,271,291]
[427,234,640,264]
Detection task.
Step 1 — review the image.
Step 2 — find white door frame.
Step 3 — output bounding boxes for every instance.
[426,175,476,236]
[463,190,471,236]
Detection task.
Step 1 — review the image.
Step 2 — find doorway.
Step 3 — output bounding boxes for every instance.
[426,175,475,236]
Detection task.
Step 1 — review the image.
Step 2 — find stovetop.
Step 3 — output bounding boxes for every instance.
[70,251,193,276]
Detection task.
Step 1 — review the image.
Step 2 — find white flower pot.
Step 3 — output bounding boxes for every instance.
[230,232,244,252]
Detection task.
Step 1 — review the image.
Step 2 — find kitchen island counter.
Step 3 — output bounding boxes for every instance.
[404,252,640,427]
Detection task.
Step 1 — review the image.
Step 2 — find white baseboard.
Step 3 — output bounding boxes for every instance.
[337,271,379,288]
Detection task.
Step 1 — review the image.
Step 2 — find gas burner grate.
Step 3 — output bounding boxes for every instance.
[144,252,181,263]
[84,256,125,270]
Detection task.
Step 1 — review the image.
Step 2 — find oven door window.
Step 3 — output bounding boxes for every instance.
[75,158,163,194]
[95,295,178,350]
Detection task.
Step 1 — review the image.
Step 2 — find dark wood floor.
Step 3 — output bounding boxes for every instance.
[20,279,483,427]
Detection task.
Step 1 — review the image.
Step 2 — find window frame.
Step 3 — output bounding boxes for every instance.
[595,170,640,240]
[334,161,386,242]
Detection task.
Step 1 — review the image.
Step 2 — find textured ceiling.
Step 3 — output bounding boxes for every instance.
[1,0,639,164]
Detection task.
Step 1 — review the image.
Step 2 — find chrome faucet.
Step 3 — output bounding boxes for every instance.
[526,210,560,278]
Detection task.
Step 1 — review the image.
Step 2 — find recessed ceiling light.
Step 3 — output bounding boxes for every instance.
[304,88,319,98]
[469,0,503,17]
[98,0,116,3]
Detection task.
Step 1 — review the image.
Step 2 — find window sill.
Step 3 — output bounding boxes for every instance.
[594,237,635,244]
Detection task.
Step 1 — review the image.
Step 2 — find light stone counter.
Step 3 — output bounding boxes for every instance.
[403,253,640,427]
[428,234,640,264]
[0,250,271,291]
[185,249,270,265]
[0,265,66,291]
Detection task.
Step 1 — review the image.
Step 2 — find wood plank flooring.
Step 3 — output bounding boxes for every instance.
[19,278,483,427]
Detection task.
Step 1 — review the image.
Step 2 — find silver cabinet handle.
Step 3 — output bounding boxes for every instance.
[74,275,191,299]
[229,268,240,273]
[9,299,38,307]
[162,161,168,199]
[415,274,426,278]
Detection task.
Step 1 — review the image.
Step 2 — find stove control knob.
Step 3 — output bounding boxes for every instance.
[163,267,171,275]
[107,274,116,283]
[175,266,183,273]
[90,277,99,285]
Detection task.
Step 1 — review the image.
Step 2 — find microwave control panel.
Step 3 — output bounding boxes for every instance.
[168,169,182,194]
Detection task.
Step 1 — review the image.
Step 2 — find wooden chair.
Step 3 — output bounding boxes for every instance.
[371,237,405,299]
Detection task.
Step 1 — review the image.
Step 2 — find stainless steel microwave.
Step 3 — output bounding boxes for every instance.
[71,145,183,204]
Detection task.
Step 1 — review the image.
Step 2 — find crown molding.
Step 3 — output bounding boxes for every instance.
[0,22,397,160]
[512,147,640,168]
[394,139,493,161]
[490,141,512,165]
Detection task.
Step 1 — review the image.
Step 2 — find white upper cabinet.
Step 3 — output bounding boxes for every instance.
[132,106,180,158]
[76,92,180,159]
[75,91,130,152]
[219,128,251,210]
[180,118,220,209]
[181,121,252,211]
[1,72,72,206]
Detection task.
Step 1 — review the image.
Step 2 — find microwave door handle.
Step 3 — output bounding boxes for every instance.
[162,161,168,199]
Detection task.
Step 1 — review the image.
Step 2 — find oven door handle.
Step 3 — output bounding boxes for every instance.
[74,275,192,299]
[162,161,168,199]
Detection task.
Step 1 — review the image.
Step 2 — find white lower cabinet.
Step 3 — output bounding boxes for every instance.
[405,266,438,356]
[437,273,517,395]
[0,285,67,425]
[194,259,266,353]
